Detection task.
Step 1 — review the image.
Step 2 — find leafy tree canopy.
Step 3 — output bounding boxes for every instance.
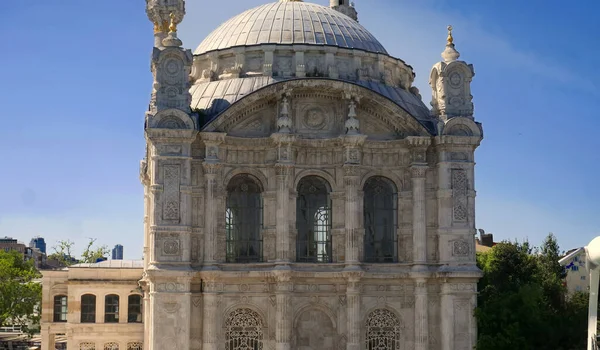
[0,250,42,333]
[47,238,110,266]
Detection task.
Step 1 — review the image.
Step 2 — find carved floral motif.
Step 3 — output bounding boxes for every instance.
[163,165,180,221]
[452,169,468,222]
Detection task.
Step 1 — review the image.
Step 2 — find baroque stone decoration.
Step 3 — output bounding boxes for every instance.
[40,1,485,350]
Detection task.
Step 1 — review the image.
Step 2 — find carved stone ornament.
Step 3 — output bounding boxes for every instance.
[345,100,360,135]
[452,240,470,257]
[411,166,427,178]
[277,96,293,133]
[452,169,468,222]
[162,165,181,221]
[163,239,180,255]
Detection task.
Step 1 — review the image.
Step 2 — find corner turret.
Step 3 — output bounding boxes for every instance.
[330,0,358,21]
[146,0,185,48]
[429,26,475,120]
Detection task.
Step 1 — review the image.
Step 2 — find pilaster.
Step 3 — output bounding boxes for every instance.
[414,278,429,350]
[344,271,363,350]
[202,278,221,350]
[408,136,431,268]
[343,165,361,265]
[274,271,293,350]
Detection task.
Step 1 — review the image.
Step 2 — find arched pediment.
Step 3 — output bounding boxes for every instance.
[147,108,197,130]
[202,79,434,139]
[443,117,482,138]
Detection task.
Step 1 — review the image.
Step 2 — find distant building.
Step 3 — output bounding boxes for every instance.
[559,247,588,294]
[475,229,496,253]
[30,236,47,254]
[0,236,26,254]
[112,244,123,260]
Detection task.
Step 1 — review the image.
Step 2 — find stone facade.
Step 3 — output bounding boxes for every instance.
[39,1,484,349]
[40,261,144,350]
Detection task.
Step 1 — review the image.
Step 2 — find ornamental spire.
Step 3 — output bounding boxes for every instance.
[441,24,460,62]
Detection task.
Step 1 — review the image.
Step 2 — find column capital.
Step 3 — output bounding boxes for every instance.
[202,162,222,176]
[343,164,362,177]
[275,163,294,176]
[411,166,428,179]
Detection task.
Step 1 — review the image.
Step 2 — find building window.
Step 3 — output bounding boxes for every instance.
[225,308,263,350]
[53,295,68,322]
[581,275,587,281]
[103,343,119,350]
[296,176,332,263]
[573,266,579,271]
[126,343,143,350]
[363,177,398,263]
[128,295,143,323]
[226,174,263,263]
[104,295,119,323]
[81,294,96,323]
[365,309,401,350]
[79,342,95,350]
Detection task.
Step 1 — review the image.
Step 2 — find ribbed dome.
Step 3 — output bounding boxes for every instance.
[194,1,388,55]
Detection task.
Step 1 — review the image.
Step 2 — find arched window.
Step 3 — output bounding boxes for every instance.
[126,343,143,350]
[79,342,95,350]
[53,295,68,322]
[296,176,332,263]
[81,294,96,323]
[226,174,263,263]
[225,308,264,350]
[365,309,401,350]
[127,295,143,323]
[103,343,119,350]
[363,177,398,263]
[104,295,119,323]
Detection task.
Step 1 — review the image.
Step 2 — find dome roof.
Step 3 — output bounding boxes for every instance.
[194,1,388,55]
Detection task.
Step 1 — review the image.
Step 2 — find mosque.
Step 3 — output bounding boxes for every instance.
[41,1,483,349]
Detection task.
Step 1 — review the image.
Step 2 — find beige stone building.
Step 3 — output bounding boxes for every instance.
[42,0,484,349]
[41,260,144,350]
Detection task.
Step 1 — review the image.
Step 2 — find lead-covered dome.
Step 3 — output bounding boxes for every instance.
[194,1,388,55]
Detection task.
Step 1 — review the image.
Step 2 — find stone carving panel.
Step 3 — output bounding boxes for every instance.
[79,343,96,350]
[451,169,468,222]
[453,300,472,350]
[163,165,181,222]
[452,239,470,257]
[294,308,336,350]
[295,100,337,135]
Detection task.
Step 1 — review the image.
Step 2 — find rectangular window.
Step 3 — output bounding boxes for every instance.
[80,295,96,323]
[581,276,587,281]
[104,295,119,323]
[53,296,68,322]
[128,295,143,323]
[573,266,579,271]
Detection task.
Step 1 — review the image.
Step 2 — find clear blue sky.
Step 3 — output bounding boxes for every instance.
[0,0,598,259]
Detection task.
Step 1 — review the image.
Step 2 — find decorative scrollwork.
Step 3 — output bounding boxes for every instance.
[365,309,401,350]
[225,308,264,350]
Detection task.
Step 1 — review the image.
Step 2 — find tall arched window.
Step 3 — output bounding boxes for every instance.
[225,308,264,350]
[127,295,143,323]
[363,177,398,263]
[81,294,96,323]
[365,309,401,350]
[226,174,263,263]
[104,294,119,323]
[296,176,332,263]
[53,295,68,322]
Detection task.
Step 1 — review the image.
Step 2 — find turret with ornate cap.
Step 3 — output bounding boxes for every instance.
[429,25,476,121]
[330,0,358,21]
[146,0,185,48]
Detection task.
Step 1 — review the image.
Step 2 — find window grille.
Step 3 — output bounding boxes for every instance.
[128,295,143,323]
[126,342,143,350]
[365,309,401,350]
[296,176,332,263]
[104,295,119,323]
[53,295,68,322]
[79,342,95,350]
[225,308,263,350]
[103,343,119,350]
[81,294,96,323]
[226,175,263,263]
[363,177,398,263]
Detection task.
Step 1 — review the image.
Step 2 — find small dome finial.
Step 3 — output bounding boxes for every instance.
[441,24,460,62]
[447,25,454,46]
[169,13,177,33]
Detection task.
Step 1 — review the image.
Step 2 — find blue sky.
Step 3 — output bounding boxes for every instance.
[0,0,598,259]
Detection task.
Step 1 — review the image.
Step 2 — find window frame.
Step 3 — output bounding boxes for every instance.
[53,295,68,323]
[80,294,96,323]
[127,294,143,323]
[363,176,398,263]
[104,294,120,323]
[296,176,333,263]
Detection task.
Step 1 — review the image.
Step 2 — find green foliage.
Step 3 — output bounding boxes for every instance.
[476,233,588,350]
[48,238,109,266]
[0,250,42,333]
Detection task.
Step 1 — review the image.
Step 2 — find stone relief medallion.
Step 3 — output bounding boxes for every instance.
[304,108,327,129]
[163,239,180,255]
[163,58,182,84]
[453,240,470,257]
[449,71,462,87]
[449,96,465,106]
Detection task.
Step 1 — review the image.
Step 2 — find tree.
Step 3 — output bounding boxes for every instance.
[0,250,42,334]
[48,238,110,266]
[476,233,589,350]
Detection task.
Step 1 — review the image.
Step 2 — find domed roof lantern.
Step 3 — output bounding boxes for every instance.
[330,0,358,21]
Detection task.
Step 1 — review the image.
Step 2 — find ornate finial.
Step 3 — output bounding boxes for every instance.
[447,25,454,46]
[277,96,293,133]
[169,13,177,33]
[345,100,360,135]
